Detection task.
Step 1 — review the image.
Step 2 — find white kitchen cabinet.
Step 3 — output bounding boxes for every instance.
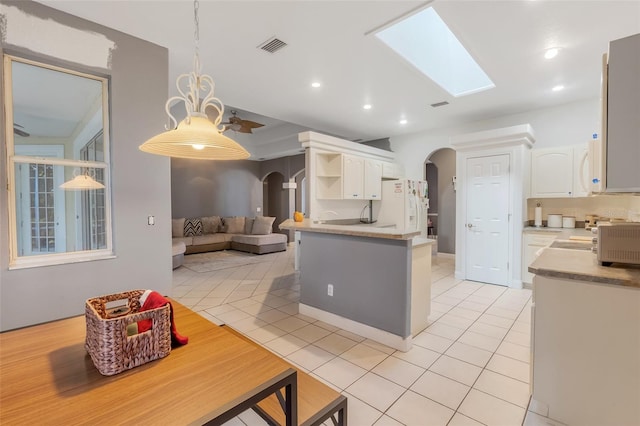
[316,152,343,199]
[364,159,382,199]
[316,152,383,200]
[531,275,640,425]
[531,147,573,197]
[530,144,589,198]
[521,231,557,285]
[343,155,383,200]
[343,154,364,199]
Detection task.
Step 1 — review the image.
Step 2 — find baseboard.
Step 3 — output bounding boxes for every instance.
[436,252,455,259]
[299,303,412,352]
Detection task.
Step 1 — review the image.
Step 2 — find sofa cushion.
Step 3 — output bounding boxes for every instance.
[231,233,287,245]
[184,218,203,237]
[252,216,276,235]
[172,241,186,256]
[223,216,245,234]
[173,236,193,246]
[192,234,233,245]
[202,216,222,234]
[172,218,185,238]
[244,217,255,234]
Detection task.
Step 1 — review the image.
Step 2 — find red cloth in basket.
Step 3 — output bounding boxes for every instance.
[138,290,188,346]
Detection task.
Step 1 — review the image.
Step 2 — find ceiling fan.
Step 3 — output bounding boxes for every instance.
[13,123,30,137]
[221,110,265,134]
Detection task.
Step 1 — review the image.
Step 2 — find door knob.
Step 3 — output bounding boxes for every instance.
[467,223,473,228]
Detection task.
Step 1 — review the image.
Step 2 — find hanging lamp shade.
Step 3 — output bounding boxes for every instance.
[60,174,105,190]
[139,115,249,160]
[138,0,250,161]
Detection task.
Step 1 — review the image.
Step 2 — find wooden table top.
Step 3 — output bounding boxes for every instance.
[0,301,295,425]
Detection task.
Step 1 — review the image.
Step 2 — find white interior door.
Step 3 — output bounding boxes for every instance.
[465,154,510,286]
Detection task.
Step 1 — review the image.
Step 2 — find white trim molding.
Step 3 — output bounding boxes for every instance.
[451,124,535,289]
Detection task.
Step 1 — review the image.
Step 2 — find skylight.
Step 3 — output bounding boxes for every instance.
[375,7,494,97]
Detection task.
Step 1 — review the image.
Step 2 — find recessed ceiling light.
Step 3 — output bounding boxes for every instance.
[363,104,372,110]
[311,81,321,88]
[552,85,565,92]
[400,119,408,125]
[544,48,559,59]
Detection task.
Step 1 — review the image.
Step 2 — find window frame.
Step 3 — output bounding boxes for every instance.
[4,54,114,269]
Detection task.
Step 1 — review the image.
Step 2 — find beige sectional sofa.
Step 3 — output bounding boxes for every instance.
[172,215,287,256]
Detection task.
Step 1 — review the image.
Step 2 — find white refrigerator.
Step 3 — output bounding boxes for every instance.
[378,179,429,235]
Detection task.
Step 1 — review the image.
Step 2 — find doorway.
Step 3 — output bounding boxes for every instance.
[452,124,534,288]
[262,171,286,237]
[425,148,456,255]
[464,154,510,286]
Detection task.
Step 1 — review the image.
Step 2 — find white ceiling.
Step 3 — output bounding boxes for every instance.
[38,0,640,160]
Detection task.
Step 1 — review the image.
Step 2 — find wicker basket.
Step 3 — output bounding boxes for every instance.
[85,290,172,376]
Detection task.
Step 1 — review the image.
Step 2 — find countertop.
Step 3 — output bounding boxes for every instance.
[523,226,593,239]
[529,247,640,288]
[279,218,422,240]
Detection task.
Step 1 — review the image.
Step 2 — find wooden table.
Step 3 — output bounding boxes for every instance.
[0,301,297,425]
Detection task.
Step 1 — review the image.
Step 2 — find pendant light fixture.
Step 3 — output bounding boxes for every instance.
[139,0,250,160]
[60,170,105,190]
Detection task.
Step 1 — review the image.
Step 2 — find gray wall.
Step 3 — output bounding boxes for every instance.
[171,159,262,218]
[428,148,456,254]
[171,154,305,239]
[0,1,171,330]
[299,232,411,337]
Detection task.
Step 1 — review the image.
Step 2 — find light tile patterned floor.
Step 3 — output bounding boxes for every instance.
[172,245,536,426]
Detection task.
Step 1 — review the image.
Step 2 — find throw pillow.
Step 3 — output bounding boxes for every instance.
[202,216,222,234]
[251,216,275,235]
[183,218,203,237]
[172,218,185,238]
[244,217,255,234]
[223,216,245,234]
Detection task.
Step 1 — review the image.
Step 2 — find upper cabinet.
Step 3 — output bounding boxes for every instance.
[316,153,384,200]
[604,33,640,192]
[316,153,343,199]
[531,147,574,197]
[364,159,382,199]
[530,144,589,198]
[343,154,365,199]
[343,155,383,200]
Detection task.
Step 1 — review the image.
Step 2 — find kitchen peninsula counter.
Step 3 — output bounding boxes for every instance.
[280,219,434,351]
[280,218,421,240]
[528,238,640,425]
[529,247,640,287]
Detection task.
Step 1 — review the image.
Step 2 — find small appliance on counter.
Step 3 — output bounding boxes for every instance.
[593,222,640,266]
[562,216,576,228]
[585,214,599,230]
[547,214,563,228]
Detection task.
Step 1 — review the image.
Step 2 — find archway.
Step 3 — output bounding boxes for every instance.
[425,148,456,255]
[262,171,288,239]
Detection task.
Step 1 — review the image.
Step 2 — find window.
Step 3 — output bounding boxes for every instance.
[4,55,113,268]
[375,7,495,97]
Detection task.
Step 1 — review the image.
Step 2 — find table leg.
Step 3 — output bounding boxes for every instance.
[285,372,298,426]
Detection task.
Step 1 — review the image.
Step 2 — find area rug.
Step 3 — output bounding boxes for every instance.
[182,250,269,273]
